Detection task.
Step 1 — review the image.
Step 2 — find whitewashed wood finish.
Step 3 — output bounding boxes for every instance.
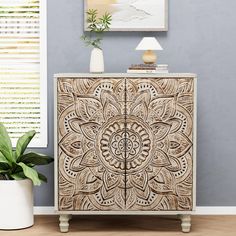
[181,214,191,233]
[59,215,70,233]
[34,206,236,215]
[54,73,196,78]
[54,74,197,233]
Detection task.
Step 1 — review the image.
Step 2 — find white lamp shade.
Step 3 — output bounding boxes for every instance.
[136,37,163,51]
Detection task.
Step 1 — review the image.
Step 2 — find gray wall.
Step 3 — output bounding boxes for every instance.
[34,0,236,206]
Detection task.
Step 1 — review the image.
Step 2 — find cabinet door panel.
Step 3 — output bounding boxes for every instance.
[125,78,194,211]
[57,78,126,211]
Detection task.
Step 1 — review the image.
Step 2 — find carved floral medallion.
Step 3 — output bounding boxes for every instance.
[57,77,194,211]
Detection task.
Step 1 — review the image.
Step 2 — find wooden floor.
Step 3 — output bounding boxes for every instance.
[0,215,235,235]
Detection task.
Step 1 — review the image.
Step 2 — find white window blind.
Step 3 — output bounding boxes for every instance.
[0,0,47,147]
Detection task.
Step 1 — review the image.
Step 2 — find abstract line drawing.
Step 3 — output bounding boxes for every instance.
[84,0,168,31]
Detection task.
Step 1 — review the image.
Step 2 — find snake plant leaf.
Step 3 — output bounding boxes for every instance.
[15,130,36,159]
[19,152,54,165]
[17,162,41,186]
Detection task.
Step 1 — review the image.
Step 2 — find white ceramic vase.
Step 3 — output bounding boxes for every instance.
[0,179,33,230]
[90,47,104,73]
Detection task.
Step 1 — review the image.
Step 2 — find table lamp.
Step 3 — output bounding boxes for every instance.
[136,37,163,64]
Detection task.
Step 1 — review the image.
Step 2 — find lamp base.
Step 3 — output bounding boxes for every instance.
[142,50,157,64]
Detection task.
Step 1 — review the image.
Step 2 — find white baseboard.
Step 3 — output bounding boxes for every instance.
[34,207,56,215]
[195,207,236,215]
[33,207,236,215]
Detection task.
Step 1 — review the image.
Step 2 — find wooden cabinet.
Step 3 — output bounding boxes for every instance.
[55,74,196,233]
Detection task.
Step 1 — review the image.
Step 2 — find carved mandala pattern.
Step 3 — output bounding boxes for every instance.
[57,77,195,211]
[97,116,152,174]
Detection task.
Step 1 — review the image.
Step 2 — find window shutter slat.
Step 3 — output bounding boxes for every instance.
[0,0,47,147]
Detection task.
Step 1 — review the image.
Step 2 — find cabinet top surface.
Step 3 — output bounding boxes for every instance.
[54,73,197,78]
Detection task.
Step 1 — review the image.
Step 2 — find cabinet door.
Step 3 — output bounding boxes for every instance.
[57,77,126,211]
[125,77,194,211]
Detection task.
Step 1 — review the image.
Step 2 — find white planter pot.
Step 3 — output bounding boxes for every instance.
[90,48,104,73]
[0,179,33,230]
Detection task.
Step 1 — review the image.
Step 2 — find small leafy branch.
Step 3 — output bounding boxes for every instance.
[0,123,53,185]
[81,9,112,49]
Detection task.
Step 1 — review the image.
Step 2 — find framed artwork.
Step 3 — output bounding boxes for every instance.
[84,0,168,31]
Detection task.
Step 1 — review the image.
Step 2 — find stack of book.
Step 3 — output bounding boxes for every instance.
[127,64,168,73]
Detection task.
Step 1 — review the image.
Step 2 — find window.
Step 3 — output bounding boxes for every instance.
[0,0,47,147]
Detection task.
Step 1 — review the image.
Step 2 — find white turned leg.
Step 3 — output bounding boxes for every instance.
[180,214,191,233]
[59,214,70,233]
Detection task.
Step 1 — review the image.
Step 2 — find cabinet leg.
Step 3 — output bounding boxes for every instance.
[59,214,70,233]
[180,214,191,233]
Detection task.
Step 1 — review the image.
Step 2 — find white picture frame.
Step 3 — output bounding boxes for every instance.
[84,0,168,32]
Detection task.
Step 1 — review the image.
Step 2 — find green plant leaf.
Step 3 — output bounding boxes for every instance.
[83,9,111,48]
[0,123,12,150]
[10,172,26,180]
[0,151,8,163]
[0,124,52,181]
[19,152,54,165]
[17,162,41,186]
[0,161,10,175]
[0,170,8,174]
[0,162,10,171]
[0,123,13,163]
[15,130,36,159]
[38,172,47,183]
[0,136,13,164]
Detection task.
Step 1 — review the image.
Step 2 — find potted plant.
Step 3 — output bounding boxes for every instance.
[0,123,53,230]
[81,9,112,73]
